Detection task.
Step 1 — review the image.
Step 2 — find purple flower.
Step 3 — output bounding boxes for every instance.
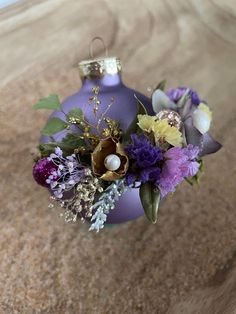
[125,134,163,185]
[167,87,201,106]
[140,167,161,183]
[126,173,137,186]
[34,147,85,199]
[157,144,200,197]
[33,158,58,187]
[126,134,163,168]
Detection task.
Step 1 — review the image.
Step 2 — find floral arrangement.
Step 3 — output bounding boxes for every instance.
[32,82,221,231]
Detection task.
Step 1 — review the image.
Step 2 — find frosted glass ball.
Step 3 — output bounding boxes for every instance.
[41,66,153,224]
[104,154,121,171]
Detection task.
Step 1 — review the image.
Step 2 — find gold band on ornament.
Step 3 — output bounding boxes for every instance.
[78,57,122,79]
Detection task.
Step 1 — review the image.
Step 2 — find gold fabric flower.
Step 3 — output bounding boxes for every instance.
[91,137,129,181]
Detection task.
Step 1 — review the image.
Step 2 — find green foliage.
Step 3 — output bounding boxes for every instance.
[38,142,59,157]
[177,89,190,108]
[33,94,61,111]
[67,108,84,120]
[139,182,160,224]
[42,117,69,136]
[123,95,147,144]
[38,133,85,157]
[155,79,166,91]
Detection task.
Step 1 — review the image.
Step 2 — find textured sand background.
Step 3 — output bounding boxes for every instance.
[0,0,236,313]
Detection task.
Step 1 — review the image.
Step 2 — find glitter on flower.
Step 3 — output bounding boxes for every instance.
[45,147,85,199]
[157,144,200,197]
[89,179,128,232]
[166,87,201,106]
[137,114,183,147]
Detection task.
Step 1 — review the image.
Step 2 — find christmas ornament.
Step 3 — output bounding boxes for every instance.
[32,38,222,231]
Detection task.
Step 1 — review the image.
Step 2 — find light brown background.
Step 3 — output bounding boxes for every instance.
[0,0,236,313]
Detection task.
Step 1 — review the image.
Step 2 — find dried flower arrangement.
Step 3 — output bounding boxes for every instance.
[32,82,221,231]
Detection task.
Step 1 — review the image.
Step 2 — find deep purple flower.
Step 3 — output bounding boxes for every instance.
[157,144,200,197]
[126,173,137,186]
[140,167,161,183]
[167,87,201,106]
[33,158,58,187]
[125,134,163,185]
[126,134,163,168]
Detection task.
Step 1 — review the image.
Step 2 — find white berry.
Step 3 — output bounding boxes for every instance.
[104,154,121,171]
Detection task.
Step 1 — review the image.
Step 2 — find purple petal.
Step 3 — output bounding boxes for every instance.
[140,167,161,183]
[183,117,203,148]
[180,161,199,177]
[126,173,136,186]
[199,132,222,157]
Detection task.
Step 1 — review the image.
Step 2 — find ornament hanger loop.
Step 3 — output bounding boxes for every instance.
[89,37,108,59]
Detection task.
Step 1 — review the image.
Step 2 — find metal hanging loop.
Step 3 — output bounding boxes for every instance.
[89,36,108,59]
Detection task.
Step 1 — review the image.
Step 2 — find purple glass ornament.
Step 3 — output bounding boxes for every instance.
[41,57,153,224]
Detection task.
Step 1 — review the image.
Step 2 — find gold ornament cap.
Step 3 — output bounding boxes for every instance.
[78,57,122,79]
[78,37,122,79]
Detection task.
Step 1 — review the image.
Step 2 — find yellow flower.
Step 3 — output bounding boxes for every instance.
[137,115,156,132]
[137,114,182,147]
[152,119,182,146]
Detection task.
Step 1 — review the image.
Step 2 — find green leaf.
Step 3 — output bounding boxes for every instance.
[67,108,84,120]
[199,159,204,172]
[139,182,161,223]
[155,79,166,91]
[177,89,190,108]
[134,95,148,115]
[39,133,85,157]
[60,133,85,150]
[184,177,196,186]
[38,142,59,157]
[42,117,68,136]
[123,95,147,143]
[33,94,61,111]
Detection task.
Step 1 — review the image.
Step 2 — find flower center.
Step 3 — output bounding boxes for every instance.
[104,154,121,171]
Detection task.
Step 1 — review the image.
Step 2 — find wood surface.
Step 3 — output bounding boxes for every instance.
[0,0,236,313]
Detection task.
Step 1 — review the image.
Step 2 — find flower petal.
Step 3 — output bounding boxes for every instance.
[184,116,203,147]
[152,89,176,113]
[199,132,222,157]
[92,137,129,181]
[137,114,156,132]
[193,108,211,134]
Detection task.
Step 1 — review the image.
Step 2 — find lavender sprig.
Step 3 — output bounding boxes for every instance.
[89,179,128,232]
